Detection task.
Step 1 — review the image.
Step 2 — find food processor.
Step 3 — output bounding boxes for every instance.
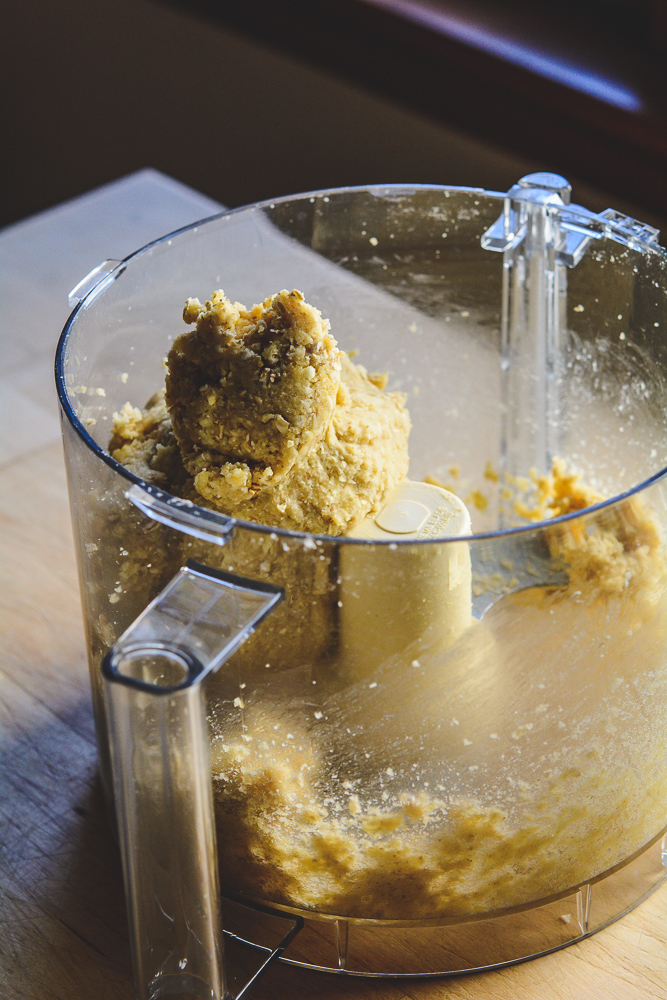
[56,174,667,1000]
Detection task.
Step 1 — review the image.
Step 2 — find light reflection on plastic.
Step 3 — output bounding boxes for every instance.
[366,0,644,112]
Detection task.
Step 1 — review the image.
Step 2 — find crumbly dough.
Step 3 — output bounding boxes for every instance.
[517,458,664,600]
[203,351,411,534]
[206,469,667,920]
[112,292,410,535]
[209,503,667,920]
[109,392,190,491]
[105,291,667,925]
[107,290,411,684]
[166,290,342,502]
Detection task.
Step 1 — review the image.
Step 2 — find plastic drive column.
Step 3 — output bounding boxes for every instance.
[337,481,472,683]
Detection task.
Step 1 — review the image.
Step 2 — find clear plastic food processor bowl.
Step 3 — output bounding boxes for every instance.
[56,176,667,1000]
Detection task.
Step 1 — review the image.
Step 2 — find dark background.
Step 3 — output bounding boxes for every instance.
[2,0,666,230]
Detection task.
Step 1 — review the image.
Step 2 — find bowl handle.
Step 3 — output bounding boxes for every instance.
[102,561,283,1000]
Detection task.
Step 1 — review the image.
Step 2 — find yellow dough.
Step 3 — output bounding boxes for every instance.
[104,290,667,925]
[109,391,189,491]
[202,351,411,534]
[166,290,342,501]
[113,289,411,535]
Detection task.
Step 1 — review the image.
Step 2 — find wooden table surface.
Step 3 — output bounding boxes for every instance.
[1,172,665,1000]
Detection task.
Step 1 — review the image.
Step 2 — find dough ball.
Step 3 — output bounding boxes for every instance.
[166,289,341,502]
[195,353,411,534]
